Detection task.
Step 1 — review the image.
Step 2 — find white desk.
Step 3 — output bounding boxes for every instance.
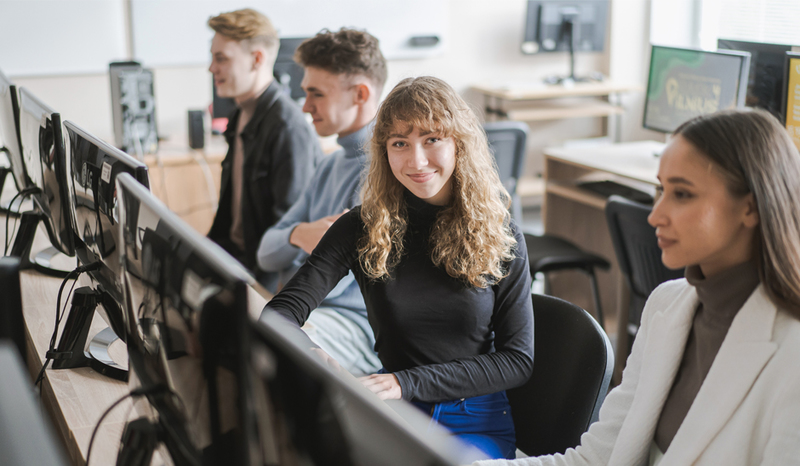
[541,141,664,381]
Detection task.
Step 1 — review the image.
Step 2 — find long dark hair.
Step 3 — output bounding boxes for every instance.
[674,109,800,317]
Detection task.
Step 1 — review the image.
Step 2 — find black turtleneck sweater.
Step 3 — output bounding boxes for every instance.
[654,261,760,452]
[265,193,534,403]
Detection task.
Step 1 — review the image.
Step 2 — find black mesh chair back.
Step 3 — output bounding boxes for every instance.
[507,294,614,457]
[484,121,528,221]
[605,195,683,349]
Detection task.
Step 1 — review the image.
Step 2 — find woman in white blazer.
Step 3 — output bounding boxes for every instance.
[476,108,800,466]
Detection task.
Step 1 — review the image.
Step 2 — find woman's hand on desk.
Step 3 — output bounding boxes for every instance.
[359,373,402,400]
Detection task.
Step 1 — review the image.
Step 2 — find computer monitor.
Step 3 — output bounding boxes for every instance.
[48,121,150,380]
[250,312,476,465]
[64,120,149,302]
[116,172,255,464]
[274,37,309,101]
[717,39,792,118]
[521,0,608,83]
[0,69,24,195]
[211,37,309,122]
[782,52,800,151]
[16,88,75,259]
[643,45,751,134]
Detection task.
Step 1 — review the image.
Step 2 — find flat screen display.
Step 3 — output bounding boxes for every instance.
[643,45,750,133]
[783,53,800,151]
[117,173,254,464]
[17,88,74,256]
[718,39,791,118]
[63,120,149,303]
[0,69,26,192]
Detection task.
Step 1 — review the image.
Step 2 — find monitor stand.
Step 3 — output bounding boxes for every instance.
[8,211,75,278]
[0,167,21,218]
[49,286,128,381]
[542,13,602,86]
[33,246,76,277]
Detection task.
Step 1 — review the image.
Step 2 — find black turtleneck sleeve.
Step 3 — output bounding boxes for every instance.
[264,201,534,403]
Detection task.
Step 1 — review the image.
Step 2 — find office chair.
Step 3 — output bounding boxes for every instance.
[484,121,610,327]
[507,293,614,457]
[605,195,683,359]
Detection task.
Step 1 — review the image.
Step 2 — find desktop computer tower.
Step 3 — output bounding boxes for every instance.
[110,62,158,157]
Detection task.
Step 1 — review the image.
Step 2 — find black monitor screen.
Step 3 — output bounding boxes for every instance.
[250,311,473,465]
[64,121,149,303]
[117,173,254,464]
[643,45,750,133]
[212,37,309,119]
[17,88,74,256]
[522,0,608,54]
[0,69,26,192]
[718,39,792,118]
[274,37,309,101]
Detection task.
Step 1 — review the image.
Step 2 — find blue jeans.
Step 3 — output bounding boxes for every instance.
[412,391,517,460]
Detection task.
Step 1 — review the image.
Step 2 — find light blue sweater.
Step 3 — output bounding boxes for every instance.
[256,123,372,342]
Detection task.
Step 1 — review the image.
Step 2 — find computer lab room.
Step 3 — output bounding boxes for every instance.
[1,0,800,465]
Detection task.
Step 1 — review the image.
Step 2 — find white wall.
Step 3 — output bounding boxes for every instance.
[609,0,666,144]
[9,0,653,173]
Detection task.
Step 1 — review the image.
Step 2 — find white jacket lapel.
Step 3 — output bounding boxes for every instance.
[662,285,778,465]
[608,285,697,465]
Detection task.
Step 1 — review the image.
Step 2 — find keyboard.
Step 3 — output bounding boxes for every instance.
[576,180,654,204]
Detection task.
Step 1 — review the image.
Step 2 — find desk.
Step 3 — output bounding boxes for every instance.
[541,141,663,376]
[471,82,641,199]
[18,224,270,465]
[144,136,227,235]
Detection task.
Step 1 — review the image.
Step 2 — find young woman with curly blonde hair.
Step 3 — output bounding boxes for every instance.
[265,76,534,460]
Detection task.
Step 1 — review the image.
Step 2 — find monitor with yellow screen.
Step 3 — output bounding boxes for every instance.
[782,52,800,151]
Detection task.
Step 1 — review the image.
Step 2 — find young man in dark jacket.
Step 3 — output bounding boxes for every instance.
[206,8,321,290]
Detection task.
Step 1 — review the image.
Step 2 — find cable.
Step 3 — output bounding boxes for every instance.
[4,187,39,255]
[85,385,162,466]
[188,148,218,211]
[34,261,102,389]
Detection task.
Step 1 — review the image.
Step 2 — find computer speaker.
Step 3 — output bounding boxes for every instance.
[188,110,205,149]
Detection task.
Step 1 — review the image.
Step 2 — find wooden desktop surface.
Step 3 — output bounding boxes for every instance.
[470,81,641,101]
[14,222,270,465]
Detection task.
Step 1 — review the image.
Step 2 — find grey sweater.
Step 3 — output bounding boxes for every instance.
[257,123,373,344]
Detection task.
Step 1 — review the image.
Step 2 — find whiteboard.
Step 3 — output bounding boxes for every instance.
[0,0,128,76]
[130,0,448,67]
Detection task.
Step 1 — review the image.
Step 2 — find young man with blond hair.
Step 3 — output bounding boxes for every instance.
[257,28,386,375]
[207,8,320,291]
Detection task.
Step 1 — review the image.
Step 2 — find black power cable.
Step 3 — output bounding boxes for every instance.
[34,261,102,390]
[4,186,39,255]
